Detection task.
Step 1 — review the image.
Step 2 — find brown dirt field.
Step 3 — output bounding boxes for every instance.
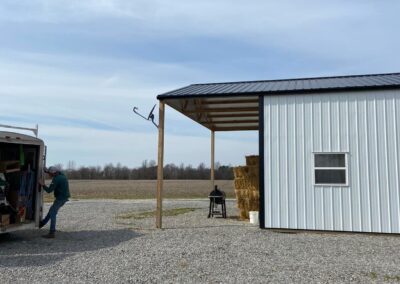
[44,180,234,201]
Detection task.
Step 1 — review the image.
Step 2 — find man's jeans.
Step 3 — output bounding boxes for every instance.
[42,199,67,233]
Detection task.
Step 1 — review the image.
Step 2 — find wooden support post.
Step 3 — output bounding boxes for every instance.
[211,130,215,190]
[156,101,165,229]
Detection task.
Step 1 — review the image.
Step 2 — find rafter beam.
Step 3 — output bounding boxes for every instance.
[207,113,259,118]
[204,99,259,104]
[180,99,189,112]
[201,119,258,124]
[214,126,259,131]
[184,107,258,113]
[193,99,204,121]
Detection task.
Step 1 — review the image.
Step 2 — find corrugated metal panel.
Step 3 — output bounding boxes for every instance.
[264,89,400,233]
[158,73,400,99]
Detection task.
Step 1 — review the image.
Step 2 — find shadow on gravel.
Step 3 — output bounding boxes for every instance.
[0,229,141,267]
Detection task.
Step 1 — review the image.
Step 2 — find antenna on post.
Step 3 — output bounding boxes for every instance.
[132,104,158,128]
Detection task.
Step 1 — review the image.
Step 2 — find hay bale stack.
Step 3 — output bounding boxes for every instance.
[233,155,260,220]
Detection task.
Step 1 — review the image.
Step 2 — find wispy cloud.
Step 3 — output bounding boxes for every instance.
[0,114,121,131]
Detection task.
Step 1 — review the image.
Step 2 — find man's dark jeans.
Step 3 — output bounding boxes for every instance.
[41,199,67,232]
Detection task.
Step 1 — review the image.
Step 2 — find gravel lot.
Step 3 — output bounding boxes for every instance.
[1,199,400,283]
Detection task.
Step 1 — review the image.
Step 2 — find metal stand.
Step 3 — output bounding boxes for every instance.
[208,196,227,218]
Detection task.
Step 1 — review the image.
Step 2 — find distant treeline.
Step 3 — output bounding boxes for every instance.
[61,160,234,180]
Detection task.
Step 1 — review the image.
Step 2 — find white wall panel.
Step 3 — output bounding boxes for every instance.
[263,90,400,233]
[348,97,361,231]
[295,97,306,229]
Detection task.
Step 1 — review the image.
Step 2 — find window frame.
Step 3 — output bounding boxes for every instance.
[312,152,349,187]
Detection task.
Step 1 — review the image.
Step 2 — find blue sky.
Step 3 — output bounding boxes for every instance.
[1,0,400,168]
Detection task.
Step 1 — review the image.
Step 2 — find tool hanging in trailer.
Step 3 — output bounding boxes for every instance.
[0,174,17,213]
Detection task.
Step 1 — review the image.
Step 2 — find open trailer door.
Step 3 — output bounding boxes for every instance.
[0,131,45,234]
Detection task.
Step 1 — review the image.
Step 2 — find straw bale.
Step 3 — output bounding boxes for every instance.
[233,166,249,179]
[234,165,259,179]
[236,193,258,218]
[248,184,258,190]
[248,185,258,192]
[234,189,245,200]
[239,197,249,208]
[234,178,253,190]
[234,179,244,189]
[247,166,259,177]
[249,190,259,200]
[241,188,251,198]
[234,178,258,190]
[248,193,257,201]
[233,168,240,179]
[248,200,259,211]
[239,209,249,220]
[247,177,259,189]
[246,155,259,166]
[236,196,249,209]
[235,187,248,195]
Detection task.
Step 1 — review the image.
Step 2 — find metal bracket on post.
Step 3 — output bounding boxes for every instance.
[132,104,158,128]
[0,124,39,137]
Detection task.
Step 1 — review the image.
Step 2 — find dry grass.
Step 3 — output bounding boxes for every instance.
[43,180,234,202]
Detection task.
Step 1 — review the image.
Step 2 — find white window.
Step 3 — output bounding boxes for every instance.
[313,153,348,186]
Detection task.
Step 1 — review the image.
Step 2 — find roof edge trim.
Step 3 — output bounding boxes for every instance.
[157,84,400,100]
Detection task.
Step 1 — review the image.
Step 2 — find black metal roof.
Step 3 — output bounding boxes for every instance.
[158,72,400,99]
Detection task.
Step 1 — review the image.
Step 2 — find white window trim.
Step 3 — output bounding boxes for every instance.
[313,152,349,187]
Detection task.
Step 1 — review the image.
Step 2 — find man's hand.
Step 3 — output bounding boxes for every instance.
[38,180,45,187]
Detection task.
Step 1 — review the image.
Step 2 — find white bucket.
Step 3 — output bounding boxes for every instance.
[249,211,259,225]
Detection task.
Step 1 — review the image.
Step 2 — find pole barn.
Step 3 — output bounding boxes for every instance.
[156,72,400,234]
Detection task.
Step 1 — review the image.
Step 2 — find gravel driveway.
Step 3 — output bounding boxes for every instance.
[1,199,400,283]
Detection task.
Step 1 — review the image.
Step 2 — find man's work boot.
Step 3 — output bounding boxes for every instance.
[42,232,55,239]
[39,221,45,229]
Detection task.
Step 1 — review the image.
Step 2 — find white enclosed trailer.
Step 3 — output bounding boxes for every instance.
[0,130,45,234]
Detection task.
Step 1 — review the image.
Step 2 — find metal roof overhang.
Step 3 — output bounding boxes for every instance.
[156,72,400,131]
[161,95,259,131]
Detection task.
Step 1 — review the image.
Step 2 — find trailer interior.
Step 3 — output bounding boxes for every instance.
[0,142,40,231]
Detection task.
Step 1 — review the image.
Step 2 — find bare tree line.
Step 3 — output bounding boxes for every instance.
[58,160,234,180]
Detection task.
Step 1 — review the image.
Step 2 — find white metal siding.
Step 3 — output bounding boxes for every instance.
[263,90,400,233]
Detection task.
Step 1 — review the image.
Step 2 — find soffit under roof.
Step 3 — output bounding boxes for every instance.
[164,96,259,131]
